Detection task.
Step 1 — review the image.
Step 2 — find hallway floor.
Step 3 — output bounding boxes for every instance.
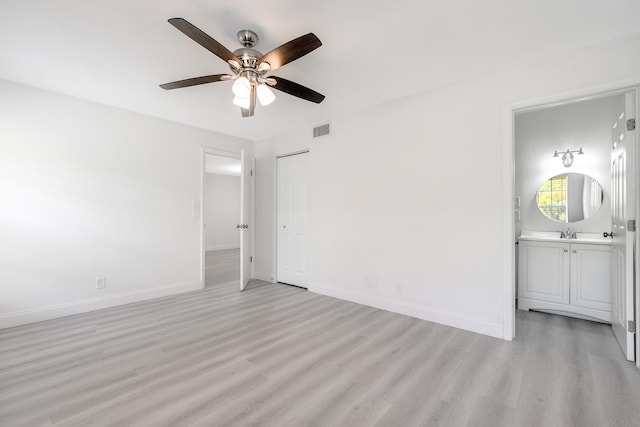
[205,248,240,286]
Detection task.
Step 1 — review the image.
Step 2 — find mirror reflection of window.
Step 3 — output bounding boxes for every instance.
[537,175,567,221]
[536,173,604,223]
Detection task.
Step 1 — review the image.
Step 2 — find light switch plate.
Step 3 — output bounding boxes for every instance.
[193,200,200,217]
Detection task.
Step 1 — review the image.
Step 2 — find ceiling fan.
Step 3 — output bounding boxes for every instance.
[160,18,325,117]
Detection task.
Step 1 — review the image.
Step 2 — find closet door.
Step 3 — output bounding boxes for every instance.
[276,152,309,288]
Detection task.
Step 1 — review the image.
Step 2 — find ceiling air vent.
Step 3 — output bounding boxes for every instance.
[313,123,330,138]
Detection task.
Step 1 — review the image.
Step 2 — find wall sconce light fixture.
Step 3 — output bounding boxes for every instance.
[553,147,584,167]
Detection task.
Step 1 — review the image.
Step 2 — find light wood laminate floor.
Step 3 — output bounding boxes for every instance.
[205,249,240,287]
[1,280,639,426]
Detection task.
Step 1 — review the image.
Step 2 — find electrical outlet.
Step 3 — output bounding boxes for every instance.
[364,277,378,289]
[96,276,106,290]
[394,283,403,295]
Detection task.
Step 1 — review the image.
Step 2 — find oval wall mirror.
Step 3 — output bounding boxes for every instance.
[536,173,604,223]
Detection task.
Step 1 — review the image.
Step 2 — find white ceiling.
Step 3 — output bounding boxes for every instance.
[205,155,241,176]
[1,0,640,141]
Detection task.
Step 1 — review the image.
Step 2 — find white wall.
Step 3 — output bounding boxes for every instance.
[254,33,640,338]
[204,173,240,251]
[0,79,253,328]
[515,95,623,235]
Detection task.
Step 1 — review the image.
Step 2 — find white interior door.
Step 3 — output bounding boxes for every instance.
[277,152,309,287]
[610,92,636,361]
[240,149,255,291]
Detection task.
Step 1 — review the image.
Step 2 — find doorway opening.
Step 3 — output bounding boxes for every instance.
[203,154,242,287]
[508,85,639,367]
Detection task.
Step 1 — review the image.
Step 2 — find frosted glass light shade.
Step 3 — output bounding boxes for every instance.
[257,84,275,106]
[233,96,250,109]
[232,77,251,98]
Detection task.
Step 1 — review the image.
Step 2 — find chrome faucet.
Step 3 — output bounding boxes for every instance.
[561,228,576,239]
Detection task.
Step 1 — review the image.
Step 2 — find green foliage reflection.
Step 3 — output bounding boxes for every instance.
[537,176,567,221]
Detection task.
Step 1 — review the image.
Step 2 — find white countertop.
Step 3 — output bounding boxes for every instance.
[518,230,612,245]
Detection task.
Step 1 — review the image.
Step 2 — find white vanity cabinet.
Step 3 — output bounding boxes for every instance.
[569,243,612,313]
[518,241,570,304]
[518,238,611,323]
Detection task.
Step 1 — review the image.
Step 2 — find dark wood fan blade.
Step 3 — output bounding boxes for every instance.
[160,74,231,90]
[270,76,325,103]
[257,33,321,71]
[168,18,239,64]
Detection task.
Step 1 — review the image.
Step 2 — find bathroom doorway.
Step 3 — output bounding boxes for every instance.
[508,86,639,366]
[203,153,242,287]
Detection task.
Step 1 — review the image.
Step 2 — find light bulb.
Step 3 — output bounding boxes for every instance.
[562,151,574,168]
[233,96,250,109]
[232,77,251,98]
[257,84,275,106]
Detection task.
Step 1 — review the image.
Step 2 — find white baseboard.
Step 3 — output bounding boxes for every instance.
[0,280,203,330]
[252,272,276,283]
[309,283,503,339]
[205,244,240,251]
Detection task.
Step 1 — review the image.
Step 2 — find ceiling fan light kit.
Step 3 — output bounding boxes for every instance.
[232,95,250,109]
[256,84,276,106]
[160,19,325,117]
[232,76,251,98]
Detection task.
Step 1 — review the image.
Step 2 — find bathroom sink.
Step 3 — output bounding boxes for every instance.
[574,232,612,244]
[518,230,611,245]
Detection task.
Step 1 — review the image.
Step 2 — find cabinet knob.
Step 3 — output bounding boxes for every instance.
[572,249,577,253]
[563,249,568,252]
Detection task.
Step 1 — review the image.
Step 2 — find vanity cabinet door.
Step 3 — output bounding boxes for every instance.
[518,241,570,304]
[570,244,612,312]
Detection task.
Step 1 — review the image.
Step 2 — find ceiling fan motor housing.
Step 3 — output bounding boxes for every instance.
[232,30,266,71]
[232,47,262,70]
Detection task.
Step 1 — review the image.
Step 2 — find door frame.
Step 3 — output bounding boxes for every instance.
[503,81,640,367]
[274,149,310,286]
[200,148,250,288]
